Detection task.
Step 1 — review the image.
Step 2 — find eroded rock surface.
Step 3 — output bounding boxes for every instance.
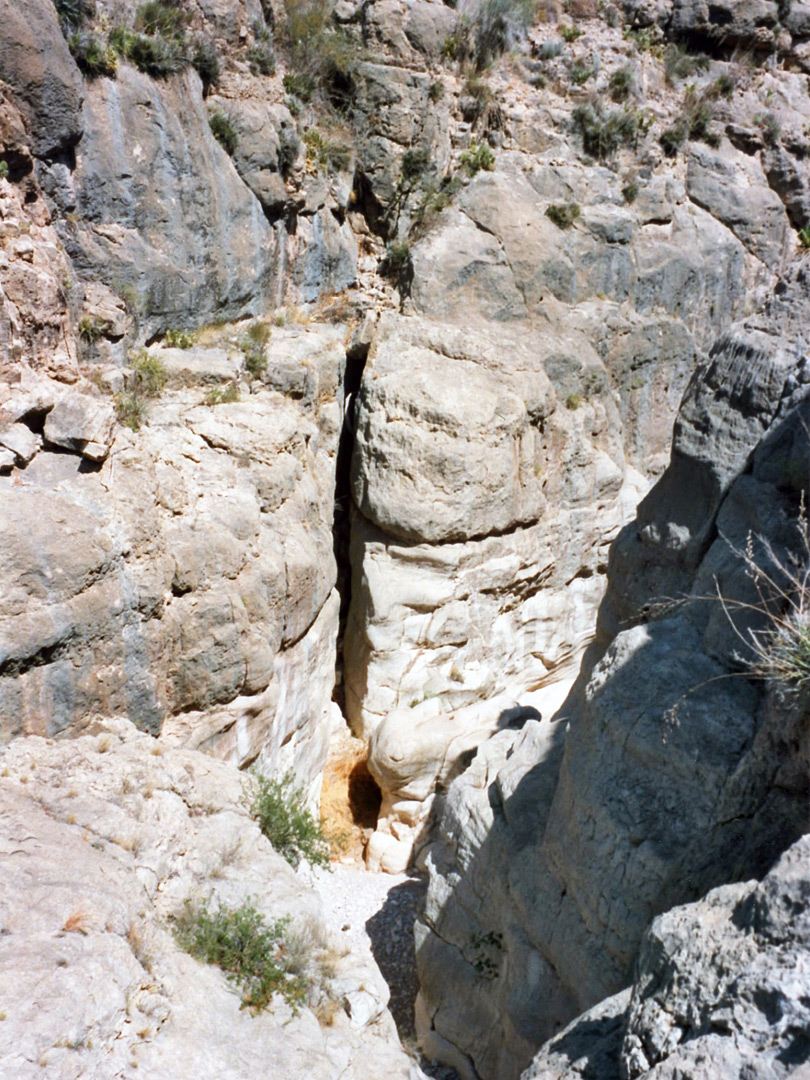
[522,834,810,1080]
[0,718,417,1080]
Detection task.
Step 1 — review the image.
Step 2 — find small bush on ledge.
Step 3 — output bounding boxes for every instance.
[546,202,580,229]
[174,897,309,1013]
[250,772,331,870]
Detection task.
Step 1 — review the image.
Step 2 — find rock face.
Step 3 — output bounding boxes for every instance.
[522,833,810,1080]
[414,291,810,1078]
[0,323,345,793]
[0,717,417,1080]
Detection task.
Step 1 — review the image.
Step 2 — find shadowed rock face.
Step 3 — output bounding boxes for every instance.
[415,301,810,1079]
[522,834,810,1080]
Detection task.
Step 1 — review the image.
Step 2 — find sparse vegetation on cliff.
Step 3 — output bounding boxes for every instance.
[250,773,331,870]
[174,897,310,1013]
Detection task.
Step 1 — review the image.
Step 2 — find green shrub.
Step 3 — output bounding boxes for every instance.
[798,226,810,250]
[173,897,309,1013]
[713,72,735,98]
[663,42,709,85]
[69,31,118,77]
[609,65,634,102]
[459,141,495,175]
[78,315,104,342]
[0,161,8,181]
[622,179,638,203]
[205,384,240,405]
[546,202,580,229]
[755,111,781,146]
[566,392,582,409]
[623,26,655,52]
[302,128,352,173]
[135,1,188,39]
[130,350,168,396]
[115,391,148,431]
[280,0,357,108]
[536,40,563,59]
[165,328,195,349]
[400,147,430,185]
[572,102,638,159]
[193,37,221,93]
[283,72,317,101]
[210,111,238,155]
[126,32,187,76]
[246,41,276,76]
[560,23,583,42]
[660,87,716,156]
[54,0,94,30]
[428,80,444,102]
[250,773,330,870]
[570,60,594,85]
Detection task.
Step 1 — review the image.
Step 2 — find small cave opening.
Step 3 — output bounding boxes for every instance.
[320,735,382,863]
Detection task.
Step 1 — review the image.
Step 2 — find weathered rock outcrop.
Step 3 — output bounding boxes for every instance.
[0,717,417,1080]
[0,322,345,792]
[523,833,810,1080]
[414,293,810,1078]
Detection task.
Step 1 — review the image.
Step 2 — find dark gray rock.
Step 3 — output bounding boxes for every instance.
[57,64,279,336]
[0,0,83,158]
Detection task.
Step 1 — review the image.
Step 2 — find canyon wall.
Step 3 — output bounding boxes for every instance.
[2,0,810,1077]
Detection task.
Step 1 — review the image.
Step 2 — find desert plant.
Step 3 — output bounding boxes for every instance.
[609,65,634,102]
[209,111,238,155]
[250,773,331,870]
[0,161,8,181]
[546,202,580,228]
[205,384,240,405]
[622,179,638,203]
[246,41,276,76]
[165,328,195,349]
[428,80,444,102]
[192,36,220,93]
[240,325,269,378]
[798,226,810,250]
[559,23,583,42]
[572,101,638,159]
[130,351,168,396]
[173,897,309,1013]
[280,0,357,108]
[660,87,716,156]
[125,32,187,76]
[570,60,594,85]
[459,141,495,175]
[302,128,352,173]
[115,391,148,431]
[755,111,781,146]
[400,147,430,185]
[69,31,118,77]
[663,42,709,84]
[135,0,188,39]
[566,392,582,409]
[713,72,735,98]
[536,40,563,59]
[78,315,104,342]
[623,25,655,52]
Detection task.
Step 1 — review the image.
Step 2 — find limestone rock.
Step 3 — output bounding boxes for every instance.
[58,64,279,336]
[43,390,115,460]
[0,0,84,158]
[0,718,417,1080]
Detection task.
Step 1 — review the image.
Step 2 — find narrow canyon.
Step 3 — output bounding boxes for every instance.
[1,0,809,1078]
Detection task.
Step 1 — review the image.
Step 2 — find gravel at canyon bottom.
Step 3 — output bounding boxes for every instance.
[310,865,458,1078]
